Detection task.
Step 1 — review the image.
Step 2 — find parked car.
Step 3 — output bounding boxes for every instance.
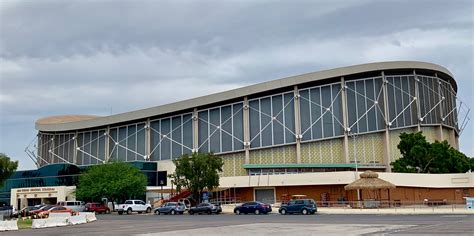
[13,206,42,217]
[154,202,186,215]
[188,203,222,215]
[57,201,85,212]
[117,200,152,215]
[85,202,111,214]
[0,205,13,218]
[278,199,317,215]
[234,201,272,215]
[36,206,74,218]
[30,205,54,218]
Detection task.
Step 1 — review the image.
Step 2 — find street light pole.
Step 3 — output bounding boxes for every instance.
[351,132,361,204]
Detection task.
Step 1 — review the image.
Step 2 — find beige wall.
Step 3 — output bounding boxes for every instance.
[11,186,76,209]
[219,171,474,189]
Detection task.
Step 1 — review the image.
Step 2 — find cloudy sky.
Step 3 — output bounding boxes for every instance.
[1,0,473,170]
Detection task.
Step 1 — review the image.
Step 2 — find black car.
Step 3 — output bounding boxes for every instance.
[188,203,222,215]
[234,201,272,215]
[278,199,317,215]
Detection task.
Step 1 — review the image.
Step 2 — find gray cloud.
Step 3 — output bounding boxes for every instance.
[1,0,473,169]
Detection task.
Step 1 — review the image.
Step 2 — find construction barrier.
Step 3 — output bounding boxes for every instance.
[31,219,48,229]
[32,217,68,229]
[0,220,18,231]
[49,212,72,218]
[81,212,97,222]
[68,215,87,225]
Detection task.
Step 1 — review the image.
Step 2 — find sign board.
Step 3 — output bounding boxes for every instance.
[202,192,209,200]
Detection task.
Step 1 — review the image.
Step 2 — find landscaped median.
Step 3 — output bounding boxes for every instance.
[0,212,97,231]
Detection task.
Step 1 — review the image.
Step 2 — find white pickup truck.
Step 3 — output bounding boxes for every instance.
[117,200,152,215]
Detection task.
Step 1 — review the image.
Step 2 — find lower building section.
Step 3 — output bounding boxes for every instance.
[10,186,76,210]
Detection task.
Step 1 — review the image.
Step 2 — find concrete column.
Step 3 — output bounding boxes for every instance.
[340,77,350,163]
[413,70,422,132]
[293,85,301,164]
[105,126,110,162]
[192,108,199,152]
[73,131,78,164]
[435,73,444,141]
[243,97,250,164]
[381,71,392,172]
[145,119,151,161]
[37,133,42,167]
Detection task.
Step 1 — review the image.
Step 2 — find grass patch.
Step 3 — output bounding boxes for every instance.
[17,218,32,229]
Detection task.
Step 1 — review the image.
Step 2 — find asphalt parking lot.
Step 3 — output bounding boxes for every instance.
[3,213,474,235]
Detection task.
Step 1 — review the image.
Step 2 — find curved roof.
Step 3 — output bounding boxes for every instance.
[36,61,455,132]
[36,115,100,125]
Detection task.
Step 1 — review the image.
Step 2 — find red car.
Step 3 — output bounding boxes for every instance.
[85,203,111,214]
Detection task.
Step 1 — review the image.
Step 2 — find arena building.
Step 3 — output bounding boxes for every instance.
[5,61,473,206]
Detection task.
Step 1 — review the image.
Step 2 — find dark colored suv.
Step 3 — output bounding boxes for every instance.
[279,199,317,215]
[234,201,272,215]
[188,203,222,215]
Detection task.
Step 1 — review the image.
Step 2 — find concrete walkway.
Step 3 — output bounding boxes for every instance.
[221,205,474,215]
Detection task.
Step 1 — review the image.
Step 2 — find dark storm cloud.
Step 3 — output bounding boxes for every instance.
[0,0,473,169]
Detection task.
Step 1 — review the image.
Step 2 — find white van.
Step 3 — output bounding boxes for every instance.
[57,201,85,212]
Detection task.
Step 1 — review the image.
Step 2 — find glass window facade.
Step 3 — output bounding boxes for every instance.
[198,102,244,153]
[345,77,385,133]
[299,83,344,141]
[35,72,459,167]
[150,114,193,161]
[386,75,417,129]
[249,92,295,148]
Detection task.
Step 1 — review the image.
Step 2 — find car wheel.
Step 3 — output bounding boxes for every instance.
[255,209,260,215]
[126,208,132,215]
[106,209,111,214]
[170,210,176,215]
[280,209,287,215]
[155,210,160,215]
[118,211,123,215]
[207,210,212,215]
[189,211,194,215]
[235,209,240,215]
[146,207,151,213]
[302,209,308,215]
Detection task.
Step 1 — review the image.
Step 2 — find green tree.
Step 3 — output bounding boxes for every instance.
[169,152,223,203]
[0,153,18,188]
[76,162,147,207]
[391,132,471,173]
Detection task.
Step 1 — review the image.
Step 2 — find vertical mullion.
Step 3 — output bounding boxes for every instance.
[282,94,286,143]
[331,84,335,136]
[271,96,274,146]
[308,89,313,140]
[319,87,323,137]
[181,115,184,156]
[354,82,359,133]
[373,78,378,130]
[220,107,222,153]
[231,105,234,151]
[259,99,262,147]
